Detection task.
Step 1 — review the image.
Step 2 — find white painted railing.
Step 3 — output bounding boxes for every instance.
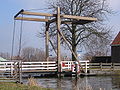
[22,61,57,71]
[61,60,89,73]
[0,61,57,72]
[0,61,22,83]
[0,61,89,73]
[0,62,16,71]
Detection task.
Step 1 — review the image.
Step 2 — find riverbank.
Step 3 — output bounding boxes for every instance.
[0,82,53,90]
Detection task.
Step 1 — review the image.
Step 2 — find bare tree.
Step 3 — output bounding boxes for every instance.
[43,0,112,61]
[21,47,46,61]
[84,33,111,54]
[0,52,10,59]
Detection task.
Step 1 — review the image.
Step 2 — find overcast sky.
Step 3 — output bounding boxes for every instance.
[0,0,120,55]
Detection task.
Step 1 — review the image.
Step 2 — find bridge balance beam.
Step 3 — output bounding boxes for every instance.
[14,9,97,24]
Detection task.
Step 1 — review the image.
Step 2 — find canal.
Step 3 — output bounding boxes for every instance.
[23,75,120,90]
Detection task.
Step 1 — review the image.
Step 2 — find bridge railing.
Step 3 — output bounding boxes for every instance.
[0,61,57,72]
[0,61,57,82]
[0,61,21,83]
[61,60,89,73]
[89,63,120,70]
[22,61,57,72]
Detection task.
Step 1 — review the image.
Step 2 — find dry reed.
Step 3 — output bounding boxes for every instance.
[28,77,39,86]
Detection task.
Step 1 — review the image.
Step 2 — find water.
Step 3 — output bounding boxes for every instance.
[23,75,120,90]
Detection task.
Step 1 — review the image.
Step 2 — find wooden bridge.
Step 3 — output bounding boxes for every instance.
[12,7,97,78]
[0,60,89,82]
[0,60,120,82]
[0,60,89,73]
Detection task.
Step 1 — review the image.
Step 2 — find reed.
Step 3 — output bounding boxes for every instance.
[28,77,39,86]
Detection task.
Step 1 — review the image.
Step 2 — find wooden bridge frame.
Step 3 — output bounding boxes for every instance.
[14,7,97,75]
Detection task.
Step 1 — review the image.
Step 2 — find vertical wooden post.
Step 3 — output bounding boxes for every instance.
[112,63,114,71]
[10,63,13,77]
[57,7,61,77]
[75,62,78,78]
[18,61,22,83]
[85,61,88,74]
[45,21,49,62]
[111,63,112,70]
[100,63,102,71]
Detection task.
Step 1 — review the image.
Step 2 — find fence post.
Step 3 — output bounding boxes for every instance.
[112,63,114,71]
[10,62,13,77]
[100,63,102,71]
[13,62,17,79]
[85,61,88,74]
[110,63,112,70]
[60,62,62,72]
[4,63,6,70]
[18,61,22,83]
[75,62,78,78]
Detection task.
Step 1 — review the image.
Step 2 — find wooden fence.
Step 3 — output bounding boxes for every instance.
[89,63,120,71]
[0,61,22,83]
[0,61,57,82]
[0,61,89,74]
[22,61,57,72]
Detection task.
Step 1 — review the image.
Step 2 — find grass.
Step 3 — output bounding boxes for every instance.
[0,82,53,90]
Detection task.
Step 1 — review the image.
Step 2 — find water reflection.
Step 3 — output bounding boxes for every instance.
[72,77,93,90]
[111,75,120,90]
[23,76,120,90]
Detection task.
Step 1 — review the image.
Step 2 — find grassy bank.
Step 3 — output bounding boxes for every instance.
[0,82,53,90]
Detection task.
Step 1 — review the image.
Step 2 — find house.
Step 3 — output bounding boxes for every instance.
[0,57,8,61]
[111,32,120,63]
[91,56,111,63]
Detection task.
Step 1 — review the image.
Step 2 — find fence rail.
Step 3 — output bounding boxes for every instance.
[0,61,57,73]
[89,63,120,70]
[0,61,22,83]
[22,61,57,72]
[0,61,89,73]
[61,61,89,73]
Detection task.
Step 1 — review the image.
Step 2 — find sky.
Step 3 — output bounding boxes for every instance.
[0,0,48,55]
[0,0,120,56]
[108,0,120,33]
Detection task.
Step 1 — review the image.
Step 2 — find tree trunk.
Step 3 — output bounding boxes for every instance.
[72,24,77,61]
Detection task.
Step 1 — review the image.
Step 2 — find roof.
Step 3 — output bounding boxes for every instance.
[0,57,8,61]
[111,32,120,46]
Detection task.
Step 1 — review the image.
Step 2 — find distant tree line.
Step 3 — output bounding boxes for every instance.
[20,47,46,61]
[0,47,71,62]
[0,52,10,59]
